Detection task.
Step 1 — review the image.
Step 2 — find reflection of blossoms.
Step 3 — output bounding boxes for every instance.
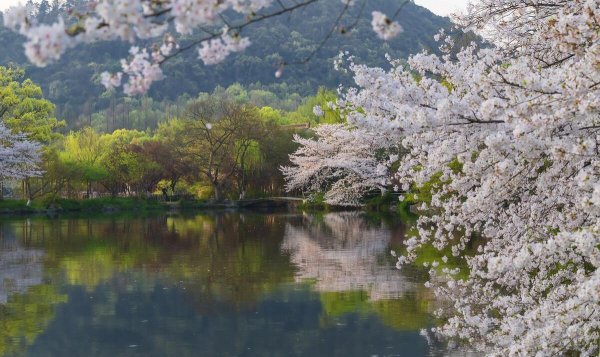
[281,213,413,301]
[0,239,44,304]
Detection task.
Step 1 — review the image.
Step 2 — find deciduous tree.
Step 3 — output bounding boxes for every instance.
[178,98,265,200]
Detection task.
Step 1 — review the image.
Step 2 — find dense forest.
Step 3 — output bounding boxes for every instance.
[0,0,452,128]
[0,64,345,200]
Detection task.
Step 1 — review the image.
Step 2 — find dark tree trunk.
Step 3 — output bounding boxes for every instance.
[212,182,222,201]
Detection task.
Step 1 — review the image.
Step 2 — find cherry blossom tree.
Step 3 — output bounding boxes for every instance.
[0,120,42,181]
[1,0,404,95]
[281,123,401,205]
[287,0,598,355]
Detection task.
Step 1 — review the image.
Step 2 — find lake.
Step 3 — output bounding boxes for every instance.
[0,211,449,356]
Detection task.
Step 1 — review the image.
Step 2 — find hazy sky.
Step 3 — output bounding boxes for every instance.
[414,0,470,16]
[0,0,470,16]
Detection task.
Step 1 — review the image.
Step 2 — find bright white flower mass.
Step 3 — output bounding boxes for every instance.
[0,120,42,180]
[285,0,599,355]
[198,32,251,65]
[312,105,324,117]
[118,46,165,95]
[282,123,401,206]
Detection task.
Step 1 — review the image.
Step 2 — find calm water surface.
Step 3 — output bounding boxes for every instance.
[0,211,445,356]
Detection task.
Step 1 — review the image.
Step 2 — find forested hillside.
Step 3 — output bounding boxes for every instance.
[0,0,451,126]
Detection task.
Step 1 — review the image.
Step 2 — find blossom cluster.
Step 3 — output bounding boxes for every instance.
[0,120,42,180]
[2,0,402,95]
[371,11,402,40]
[282,123,401,206]
[288,0,599,355]
[198,31,251,65]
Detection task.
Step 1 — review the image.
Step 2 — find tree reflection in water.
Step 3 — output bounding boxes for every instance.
[0,212,437,357]
[0,223,68,357]
[0,233,44,304]
[282,212,414,300]
[282,212,434,331]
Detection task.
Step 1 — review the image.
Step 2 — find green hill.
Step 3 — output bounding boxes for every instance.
[0,0,452,125]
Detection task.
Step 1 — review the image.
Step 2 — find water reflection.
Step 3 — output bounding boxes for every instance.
[0,212,437,356]
[282,213,433,332]
[0,225,45,304]
[282,212,413,300]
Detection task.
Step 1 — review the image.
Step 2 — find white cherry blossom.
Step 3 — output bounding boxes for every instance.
[282,123,401,206]
[371,11,403,40]
[288,1,600,355]
[0,120,42,180]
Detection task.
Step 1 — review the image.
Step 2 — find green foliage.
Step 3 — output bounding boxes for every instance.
[0,199,45,213]
[440,77,454,92]
[30,91,308,201]
[0,66,63,143]
[0,284,68,357]
[402,172,444,206]
[0,197,166,213]
[178,198,209,209]
[396,200,419,222]
[364,192,397,210]
[401,158,463,206]
[298,192,329,211]
[0,63,352,202]
[319,289,433,331]
[410,242,470,281]
[285,87,344,125]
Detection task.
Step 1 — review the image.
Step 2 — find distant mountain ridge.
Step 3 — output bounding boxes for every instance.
[0,0,452,123]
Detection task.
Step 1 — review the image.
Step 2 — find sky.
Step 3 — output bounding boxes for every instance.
[0,0,470,16]
[414,0,470,16]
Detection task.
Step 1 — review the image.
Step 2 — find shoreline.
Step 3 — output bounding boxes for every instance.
[0,197,398,218]
[0,197,303,217]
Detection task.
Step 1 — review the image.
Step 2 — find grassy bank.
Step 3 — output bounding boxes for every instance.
[0,195,416,217]
[0,197,170,215]
[0,197,298,216]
